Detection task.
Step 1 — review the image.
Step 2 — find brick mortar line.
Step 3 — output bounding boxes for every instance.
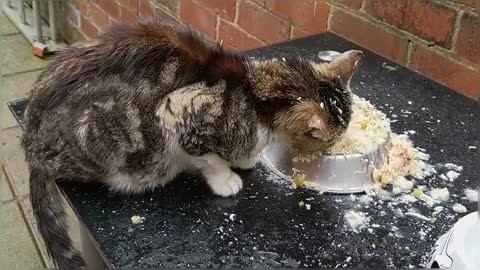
[81,13,101,35]
[326,1,479,71]
[155,4,182,23]
[66,16,79,31]
[87,13,106,34]
[244,0,291,27]
[215,15,220,41]
[219,18,265,45]
[175,0,180,16]
[234,0,240,24]
[406,41,414,67]
[90,1,112,31]
[432,0,479,15]
[450,9,464,52]
[219,2,272,45]
[327,1,421,42]
[288,24,293,39]
[359,0,366,12]
[75,14,88,40]
[257,0,328,35]
[326,4,336,31]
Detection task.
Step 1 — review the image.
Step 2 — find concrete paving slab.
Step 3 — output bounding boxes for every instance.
[0,201,44,268]
[1,127,29,196]
[0,34,48,76]
[1,126,23,156]
[2,155,29,196]
[1,171,14,202]
[0,11,18,36]
[1,70,41,129]
[18,193,82,267]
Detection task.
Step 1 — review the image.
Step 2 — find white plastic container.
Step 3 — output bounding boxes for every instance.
[426,211,480,269]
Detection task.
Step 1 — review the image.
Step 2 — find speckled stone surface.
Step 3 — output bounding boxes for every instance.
[9,33,479,268]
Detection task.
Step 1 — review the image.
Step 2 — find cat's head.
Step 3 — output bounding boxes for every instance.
[260,50,364,153]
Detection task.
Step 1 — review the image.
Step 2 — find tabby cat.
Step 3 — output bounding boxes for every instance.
[21,18,363,268]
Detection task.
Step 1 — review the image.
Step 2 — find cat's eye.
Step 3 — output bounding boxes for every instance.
[304,130,314,137]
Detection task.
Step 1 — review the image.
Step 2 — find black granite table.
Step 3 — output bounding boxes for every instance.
[8,32,479,268]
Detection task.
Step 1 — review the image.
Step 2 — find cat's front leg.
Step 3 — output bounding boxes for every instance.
[198,153,243,197]
[231,155,258,170]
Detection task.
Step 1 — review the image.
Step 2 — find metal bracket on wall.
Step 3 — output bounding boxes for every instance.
[2,0,65,57]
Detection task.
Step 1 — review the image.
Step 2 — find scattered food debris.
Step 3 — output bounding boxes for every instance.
[430,188,450,202]
[464,189,478,202]
[344,210,369,232]
[444,163,463,172]
[398,194,416,203]
[305,204,311,210]
[452,203,467,213]
[446,171,460,181]
[439,174,449,181]
[229,213,236,222]
[360,119,368,130]
[292,173,305,186]
[412,188,423,199]
[382,62,398,71]
[131,215,145,225]
[432,206,444,216]
[405,211,432,222]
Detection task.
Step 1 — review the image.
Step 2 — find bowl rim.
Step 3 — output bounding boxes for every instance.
[260,138,390,194]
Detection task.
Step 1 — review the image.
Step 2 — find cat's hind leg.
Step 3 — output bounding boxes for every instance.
[197,153,243,197]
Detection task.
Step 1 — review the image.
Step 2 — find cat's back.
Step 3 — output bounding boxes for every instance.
[23,18,249,151]
[28,19,248,118]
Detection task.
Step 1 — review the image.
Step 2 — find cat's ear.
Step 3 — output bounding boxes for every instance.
[329,50,364,83]
[308,114,330,140]
[308,114,326,138]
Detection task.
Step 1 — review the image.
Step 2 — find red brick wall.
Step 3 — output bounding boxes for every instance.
[64,0,479,99]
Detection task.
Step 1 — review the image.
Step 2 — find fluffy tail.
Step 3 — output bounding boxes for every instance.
[29,162,86,268]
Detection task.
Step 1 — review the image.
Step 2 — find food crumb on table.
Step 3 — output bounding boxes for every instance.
[131,215,145,224]
[452,203,467,213]
[344,210,369,232]
[463,189,478,202]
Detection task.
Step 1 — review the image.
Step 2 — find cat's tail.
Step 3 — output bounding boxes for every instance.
[29,160,86,268]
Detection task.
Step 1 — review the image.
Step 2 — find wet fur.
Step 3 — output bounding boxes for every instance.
[21,18,361,268]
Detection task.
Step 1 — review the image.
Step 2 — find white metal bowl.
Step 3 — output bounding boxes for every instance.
[261,140,389,194]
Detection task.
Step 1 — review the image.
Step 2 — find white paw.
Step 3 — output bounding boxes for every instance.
[209,173,243,197]
[232,157,257,170]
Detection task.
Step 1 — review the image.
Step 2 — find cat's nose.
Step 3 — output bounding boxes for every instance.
[346,50,364,67]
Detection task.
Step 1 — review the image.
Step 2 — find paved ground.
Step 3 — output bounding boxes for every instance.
[1,11,81,268]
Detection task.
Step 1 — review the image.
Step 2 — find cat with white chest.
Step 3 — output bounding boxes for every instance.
[22,19,363,268]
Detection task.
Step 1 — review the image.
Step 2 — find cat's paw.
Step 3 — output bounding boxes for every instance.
[232,157,257,170]
[209,173,243,197]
